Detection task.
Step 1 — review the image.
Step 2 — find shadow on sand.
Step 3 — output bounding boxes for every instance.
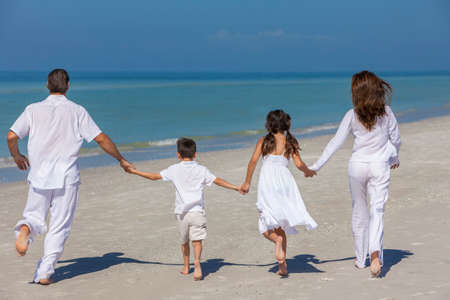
[52,249,411,282]
[379,249,414,278]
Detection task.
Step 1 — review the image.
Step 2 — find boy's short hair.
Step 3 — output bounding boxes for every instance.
[47,69,70,93]
[177,137,196,158]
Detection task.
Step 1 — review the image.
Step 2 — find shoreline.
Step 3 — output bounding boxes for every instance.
[1,106,449,184]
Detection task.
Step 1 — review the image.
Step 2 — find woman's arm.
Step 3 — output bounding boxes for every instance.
[386,106,401,168]
[240,137,264,193]
[309,110,353,172]
[292,152,316,177]
[128,168,162,181]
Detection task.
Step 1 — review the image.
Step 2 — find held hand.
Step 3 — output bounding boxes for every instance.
[13,154,29,171]
[303,168,317,178]
[239,182,250,194]
[120,159,135,173]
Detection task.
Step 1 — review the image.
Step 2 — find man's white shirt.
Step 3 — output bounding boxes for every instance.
[10,95,102,189]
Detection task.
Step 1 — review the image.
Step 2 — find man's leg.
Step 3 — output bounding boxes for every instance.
[15,186,52,256]
[348,162,370,269]
[192,240,203,280]
[33,184,79,284]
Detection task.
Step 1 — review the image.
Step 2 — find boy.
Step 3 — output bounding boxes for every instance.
[127,137,241,280]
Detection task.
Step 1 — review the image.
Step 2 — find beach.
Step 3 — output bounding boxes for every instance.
[1,115,449,300]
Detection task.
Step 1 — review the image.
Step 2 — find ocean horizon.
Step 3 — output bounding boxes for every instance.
[1,71,449,183]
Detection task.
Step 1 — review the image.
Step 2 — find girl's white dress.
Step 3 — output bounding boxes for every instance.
[257,154,318,235]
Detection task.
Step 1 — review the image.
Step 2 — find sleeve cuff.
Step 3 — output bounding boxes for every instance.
[85,130,102,143]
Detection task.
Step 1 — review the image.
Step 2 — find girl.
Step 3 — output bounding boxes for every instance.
[240,110,318,276]
[309,71,401,277]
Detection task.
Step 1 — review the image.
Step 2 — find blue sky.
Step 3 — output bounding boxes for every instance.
[1,0,449,72]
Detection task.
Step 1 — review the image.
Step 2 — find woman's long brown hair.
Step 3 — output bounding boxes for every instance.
[351,71,392,130]
[262,110,300,157]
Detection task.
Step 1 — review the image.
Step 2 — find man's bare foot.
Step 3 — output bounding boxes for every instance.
[370,251,381,277]
[275,236,285,262]
[276,261,288,276]
[193,261,203,281]
[15,225,30,256]
[179,267,190,275]
[39,278,54,285]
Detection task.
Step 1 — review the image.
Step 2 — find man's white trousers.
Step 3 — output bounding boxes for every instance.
[348,162,390,269]
[14,184,79,282]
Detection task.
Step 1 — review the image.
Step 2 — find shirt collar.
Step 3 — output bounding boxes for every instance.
[180,160,197,165]
[44,94,68,103]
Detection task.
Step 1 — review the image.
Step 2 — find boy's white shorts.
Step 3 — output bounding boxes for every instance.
[176,211,207,244]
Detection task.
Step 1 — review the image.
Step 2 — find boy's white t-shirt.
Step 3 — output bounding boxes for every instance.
[160,161,216,214]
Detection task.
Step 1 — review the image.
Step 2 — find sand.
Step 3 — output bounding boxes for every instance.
[1,116,449,300]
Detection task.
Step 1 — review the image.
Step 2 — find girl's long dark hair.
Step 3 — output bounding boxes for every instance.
[351,70,392,131]
[262,110,300,157]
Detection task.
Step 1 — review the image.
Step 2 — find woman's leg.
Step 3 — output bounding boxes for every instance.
[348,162,370,269]
[367,162,390,276]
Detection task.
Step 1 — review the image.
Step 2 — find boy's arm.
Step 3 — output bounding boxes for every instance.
[214,177,240,192]
[128,169,162,181]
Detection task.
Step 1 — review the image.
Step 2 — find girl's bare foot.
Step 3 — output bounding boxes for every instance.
[276,261,288,276]
[179,267,190,275]
[193,261,203,281]
[370,251,381,277]
[15,225,30,256]
[39,278,54,285]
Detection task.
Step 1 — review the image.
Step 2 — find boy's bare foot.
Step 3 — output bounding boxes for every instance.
[370,251,381,277]
[179,267,190,275]
[39,278,54,285]
[16,225,30,256]
[193,261,203,281]
[276,261,288,277]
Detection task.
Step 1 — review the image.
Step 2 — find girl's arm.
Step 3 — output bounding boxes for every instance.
[309,110,353,172]
[214,177,241,193]
[128,168,162,181]
[241,137,264,193]
[292,152,316,177]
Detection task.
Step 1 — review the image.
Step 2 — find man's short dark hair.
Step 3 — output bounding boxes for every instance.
[47,69,70,93]
[177,137,196,158]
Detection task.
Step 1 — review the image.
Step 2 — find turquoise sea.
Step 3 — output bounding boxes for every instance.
[1,71,449,183]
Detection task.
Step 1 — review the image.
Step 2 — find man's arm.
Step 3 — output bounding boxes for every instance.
[94,133,134,171]
[7,130,29,170]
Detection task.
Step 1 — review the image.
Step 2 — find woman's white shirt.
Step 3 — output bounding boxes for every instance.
[310,106,401,171]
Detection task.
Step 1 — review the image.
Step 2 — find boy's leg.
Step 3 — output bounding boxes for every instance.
[180,242,190,275]
[192,240,203,280]
[348,162,370,269]
[33,184,79,284]
[367,162,390,277]
[14,186,52,256]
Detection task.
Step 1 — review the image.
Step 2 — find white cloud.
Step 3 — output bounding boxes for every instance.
[208,29,335,41]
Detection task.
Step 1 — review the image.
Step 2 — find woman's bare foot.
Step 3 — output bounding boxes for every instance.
[179,266,190,275]
[276,261,288,277]
[15,225,30,256]
[370,251,381,277]
[193,261,203,281]
[39,278,54,285]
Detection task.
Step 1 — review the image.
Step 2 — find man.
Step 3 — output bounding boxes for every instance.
[7,69,134,285]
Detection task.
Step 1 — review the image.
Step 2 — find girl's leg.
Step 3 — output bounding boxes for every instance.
[180,242,190,275]
[275,228,288,275]
[192,240,203,280]
[367,162,390,276]
[263,229,284,262]
[348,162,370,269]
